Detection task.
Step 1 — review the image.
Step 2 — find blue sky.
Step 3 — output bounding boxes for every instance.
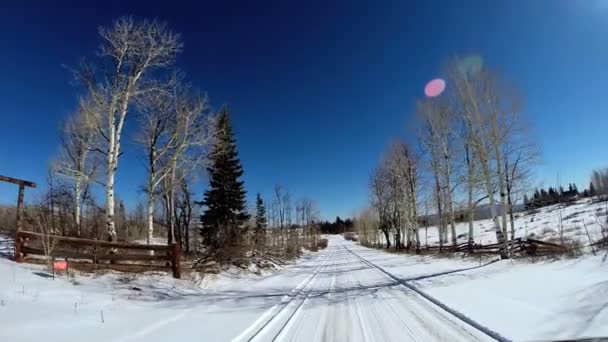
[0,0,607,219]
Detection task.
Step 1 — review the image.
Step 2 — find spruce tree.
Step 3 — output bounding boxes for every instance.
[590,182,597,197]
[254,193,267,249]
[200,107,249,249]
[255,193,267,229]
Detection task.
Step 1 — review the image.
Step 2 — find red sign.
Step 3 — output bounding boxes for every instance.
[53,260,68,271]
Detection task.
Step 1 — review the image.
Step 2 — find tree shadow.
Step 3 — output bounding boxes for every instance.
[33,271,54,279]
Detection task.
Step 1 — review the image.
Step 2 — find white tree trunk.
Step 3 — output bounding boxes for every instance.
[147,163,156,247]
[467,178,475,248]
[445,168,457,246]
[106,164,116,241]
[106,113,117,242]
[494,150,510,258]
[147,196,155,244]
[480,161,504,257]
[75,180,81,237]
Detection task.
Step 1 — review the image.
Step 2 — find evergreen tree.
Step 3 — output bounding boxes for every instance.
[540,188,549,203]
[549,187,559,203]
[254,193,267,249]
[255,193,267,229]
[523,194,530,209]
[589,182,597,197]
[200,107,249,249]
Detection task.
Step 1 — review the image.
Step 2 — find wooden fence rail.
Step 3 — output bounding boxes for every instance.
[15,230,181,278]
[415,237,568,257]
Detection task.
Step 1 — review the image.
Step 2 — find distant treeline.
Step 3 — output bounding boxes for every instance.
[524,183,588,210]
[318,216,355,234]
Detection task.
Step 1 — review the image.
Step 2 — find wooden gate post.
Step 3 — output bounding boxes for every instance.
[16,184,25,232]
[14,231,23,262]
[170,243,181,279]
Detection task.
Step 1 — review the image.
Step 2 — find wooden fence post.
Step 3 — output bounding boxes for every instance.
[518,238,523,255]
[14,231,23,262]
[16,184,24,232]
[170,243,181,279]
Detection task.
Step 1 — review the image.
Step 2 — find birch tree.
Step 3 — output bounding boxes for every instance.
[370,166,391,248]
[461,120,484,248]
[449,59,522,258]
[136,83,174,245]
[136,74,213,246]
[384,141,420,250]
[55,98,100,236]
[76,17,182,242]
[503,135,538,240]
[402,143,420,250]
[418,100,450,248]
[160,86,214,245]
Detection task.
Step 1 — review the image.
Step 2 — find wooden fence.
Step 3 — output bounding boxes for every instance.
[416,237,568,257]
[15,230,181,278]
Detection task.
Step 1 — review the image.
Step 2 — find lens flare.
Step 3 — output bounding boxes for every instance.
[424,78,445,97]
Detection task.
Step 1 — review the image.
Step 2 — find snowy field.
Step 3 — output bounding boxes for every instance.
[1,232,607,341]
[411,198,608,248]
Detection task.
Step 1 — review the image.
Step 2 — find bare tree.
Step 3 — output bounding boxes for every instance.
[175,180,194,253]
[461,121,487,249]
[160,86,214,245]
[273,184,290,246]
[55,99,100,236]
[503,135,538,240]
[380,141,420,250]
[417,100,449,249]
[449,61,512,258]
[136,73,213,247]
[355,207,378,247]
[300,197,319,248]
[370,165,391,248]
[402,143,420,250]
[591,168,608,197]
[136,81,175,245]
[76,17,182,242]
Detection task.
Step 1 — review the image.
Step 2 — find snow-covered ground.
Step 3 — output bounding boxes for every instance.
[414,198,607,248]
[415,254,608,341]
[1,232,606,341]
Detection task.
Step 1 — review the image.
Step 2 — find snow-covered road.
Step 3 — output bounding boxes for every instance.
[236,237,492,342]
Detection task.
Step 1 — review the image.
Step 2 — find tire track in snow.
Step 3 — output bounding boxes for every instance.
[343,245,511,342]
[277,248,338,341]
[234,247,334,342]
[348,252,420,341]
[271,248,336,341]
[314,253,337,342]
[346,265,370,341]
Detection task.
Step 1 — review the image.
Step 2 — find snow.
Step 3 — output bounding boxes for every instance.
[0,234,488,341]
[398,198,607,249]
[132,237,168,245]
[1,225,607,341]
[415,255,608,341]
